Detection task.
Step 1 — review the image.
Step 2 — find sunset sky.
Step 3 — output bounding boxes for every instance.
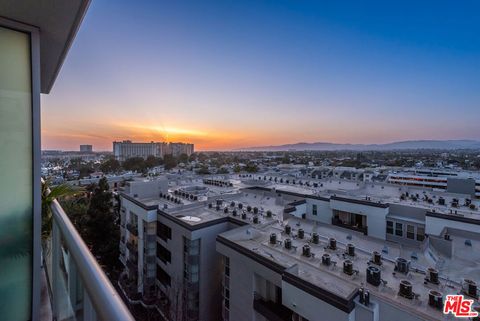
[41,0,480,151]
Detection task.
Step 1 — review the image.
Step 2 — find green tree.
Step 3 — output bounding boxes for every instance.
[233,164,242,173]
[217,167,229,174]
[188,153,197,162]
[145,155,163,168]
[41,180,82,242]
[84,178,120,273]
[123,157,147,173]
[61,197,89,233]
[245,163,258,173]
[164,154,178,170]
[100,158,121,174]
[178,153,189,164]
[196,165,211,175]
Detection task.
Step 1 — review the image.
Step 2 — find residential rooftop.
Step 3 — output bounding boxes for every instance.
[218,215,480,321]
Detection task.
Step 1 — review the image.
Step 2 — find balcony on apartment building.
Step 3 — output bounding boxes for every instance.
[253,292,294,321]
[331,216,369,235]
[0,1,136,320]
[127,223,139,236]
[126,241,138,254]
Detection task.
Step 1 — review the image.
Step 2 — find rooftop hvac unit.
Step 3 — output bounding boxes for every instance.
[298,229,305,239]
[312,232,319,244]
[346,243,355,257]
[284,238,292,250]
[232,210,237,216]
[285,225,291,235]
[395,257,410,274]
[253,216,259,224]
[224,207,229,214]
[241,213,247,220]
[343,260,354,275]
[463,279,478,298]
[329,238,337,250]
[269,233,277,245]
[428,290,443,310]
[366,266,381,286]
[398,280,414,299]
[321,253,331,266]
[372,251,382,265]
[426,267,439,284]
[302,244,311,257]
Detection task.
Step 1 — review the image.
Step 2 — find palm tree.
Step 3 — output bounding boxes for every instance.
[41,180,83,242]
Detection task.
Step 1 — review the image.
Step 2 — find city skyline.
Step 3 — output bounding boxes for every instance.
[42,0,480,151]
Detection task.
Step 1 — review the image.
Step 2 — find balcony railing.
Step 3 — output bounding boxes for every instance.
[126,223,138,236]
[130,252,139,263]
[44,199,135,321]
[127,259,138,272]
[126,241,138,253]
[331,217,368,235]
[253,292,293,321]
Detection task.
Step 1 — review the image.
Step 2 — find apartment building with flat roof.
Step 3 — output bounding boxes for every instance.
[387,169,480,198]
[113,140,194,161]
[118,173,480,321]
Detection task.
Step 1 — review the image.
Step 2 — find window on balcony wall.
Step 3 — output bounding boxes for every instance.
[386,220,393,234]
[406,225,415,239]
[157,221,172,241]
[0,25,33,321]
[395,222,403,237]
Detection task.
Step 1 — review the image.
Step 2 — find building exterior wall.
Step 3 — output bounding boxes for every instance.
[282,281,354,321]
[330,199,388,240]
[125,179,168,199]
[155,214,238,321]
[216,241,284,321]
[425,215,480,236]
[447,177,476,196]
[306,198,332,224]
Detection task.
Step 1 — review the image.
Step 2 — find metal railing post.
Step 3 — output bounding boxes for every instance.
[51,219,61,320]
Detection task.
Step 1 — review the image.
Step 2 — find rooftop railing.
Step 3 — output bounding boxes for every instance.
[44,199,135,321]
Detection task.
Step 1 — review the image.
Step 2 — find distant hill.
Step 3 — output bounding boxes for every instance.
[238,140,480,151]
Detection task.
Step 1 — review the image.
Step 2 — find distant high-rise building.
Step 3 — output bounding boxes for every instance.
[167,142,195,157]
[113,140,194,161]
[80,144,93,152]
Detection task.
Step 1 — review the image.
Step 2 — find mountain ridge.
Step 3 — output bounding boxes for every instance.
[238,139,480,151]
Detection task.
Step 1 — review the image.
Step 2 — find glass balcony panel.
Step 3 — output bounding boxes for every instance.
[43,199,135,321]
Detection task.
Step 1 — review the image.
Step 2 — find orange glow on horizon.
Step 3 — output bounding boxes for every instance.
[41,121,262,151]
